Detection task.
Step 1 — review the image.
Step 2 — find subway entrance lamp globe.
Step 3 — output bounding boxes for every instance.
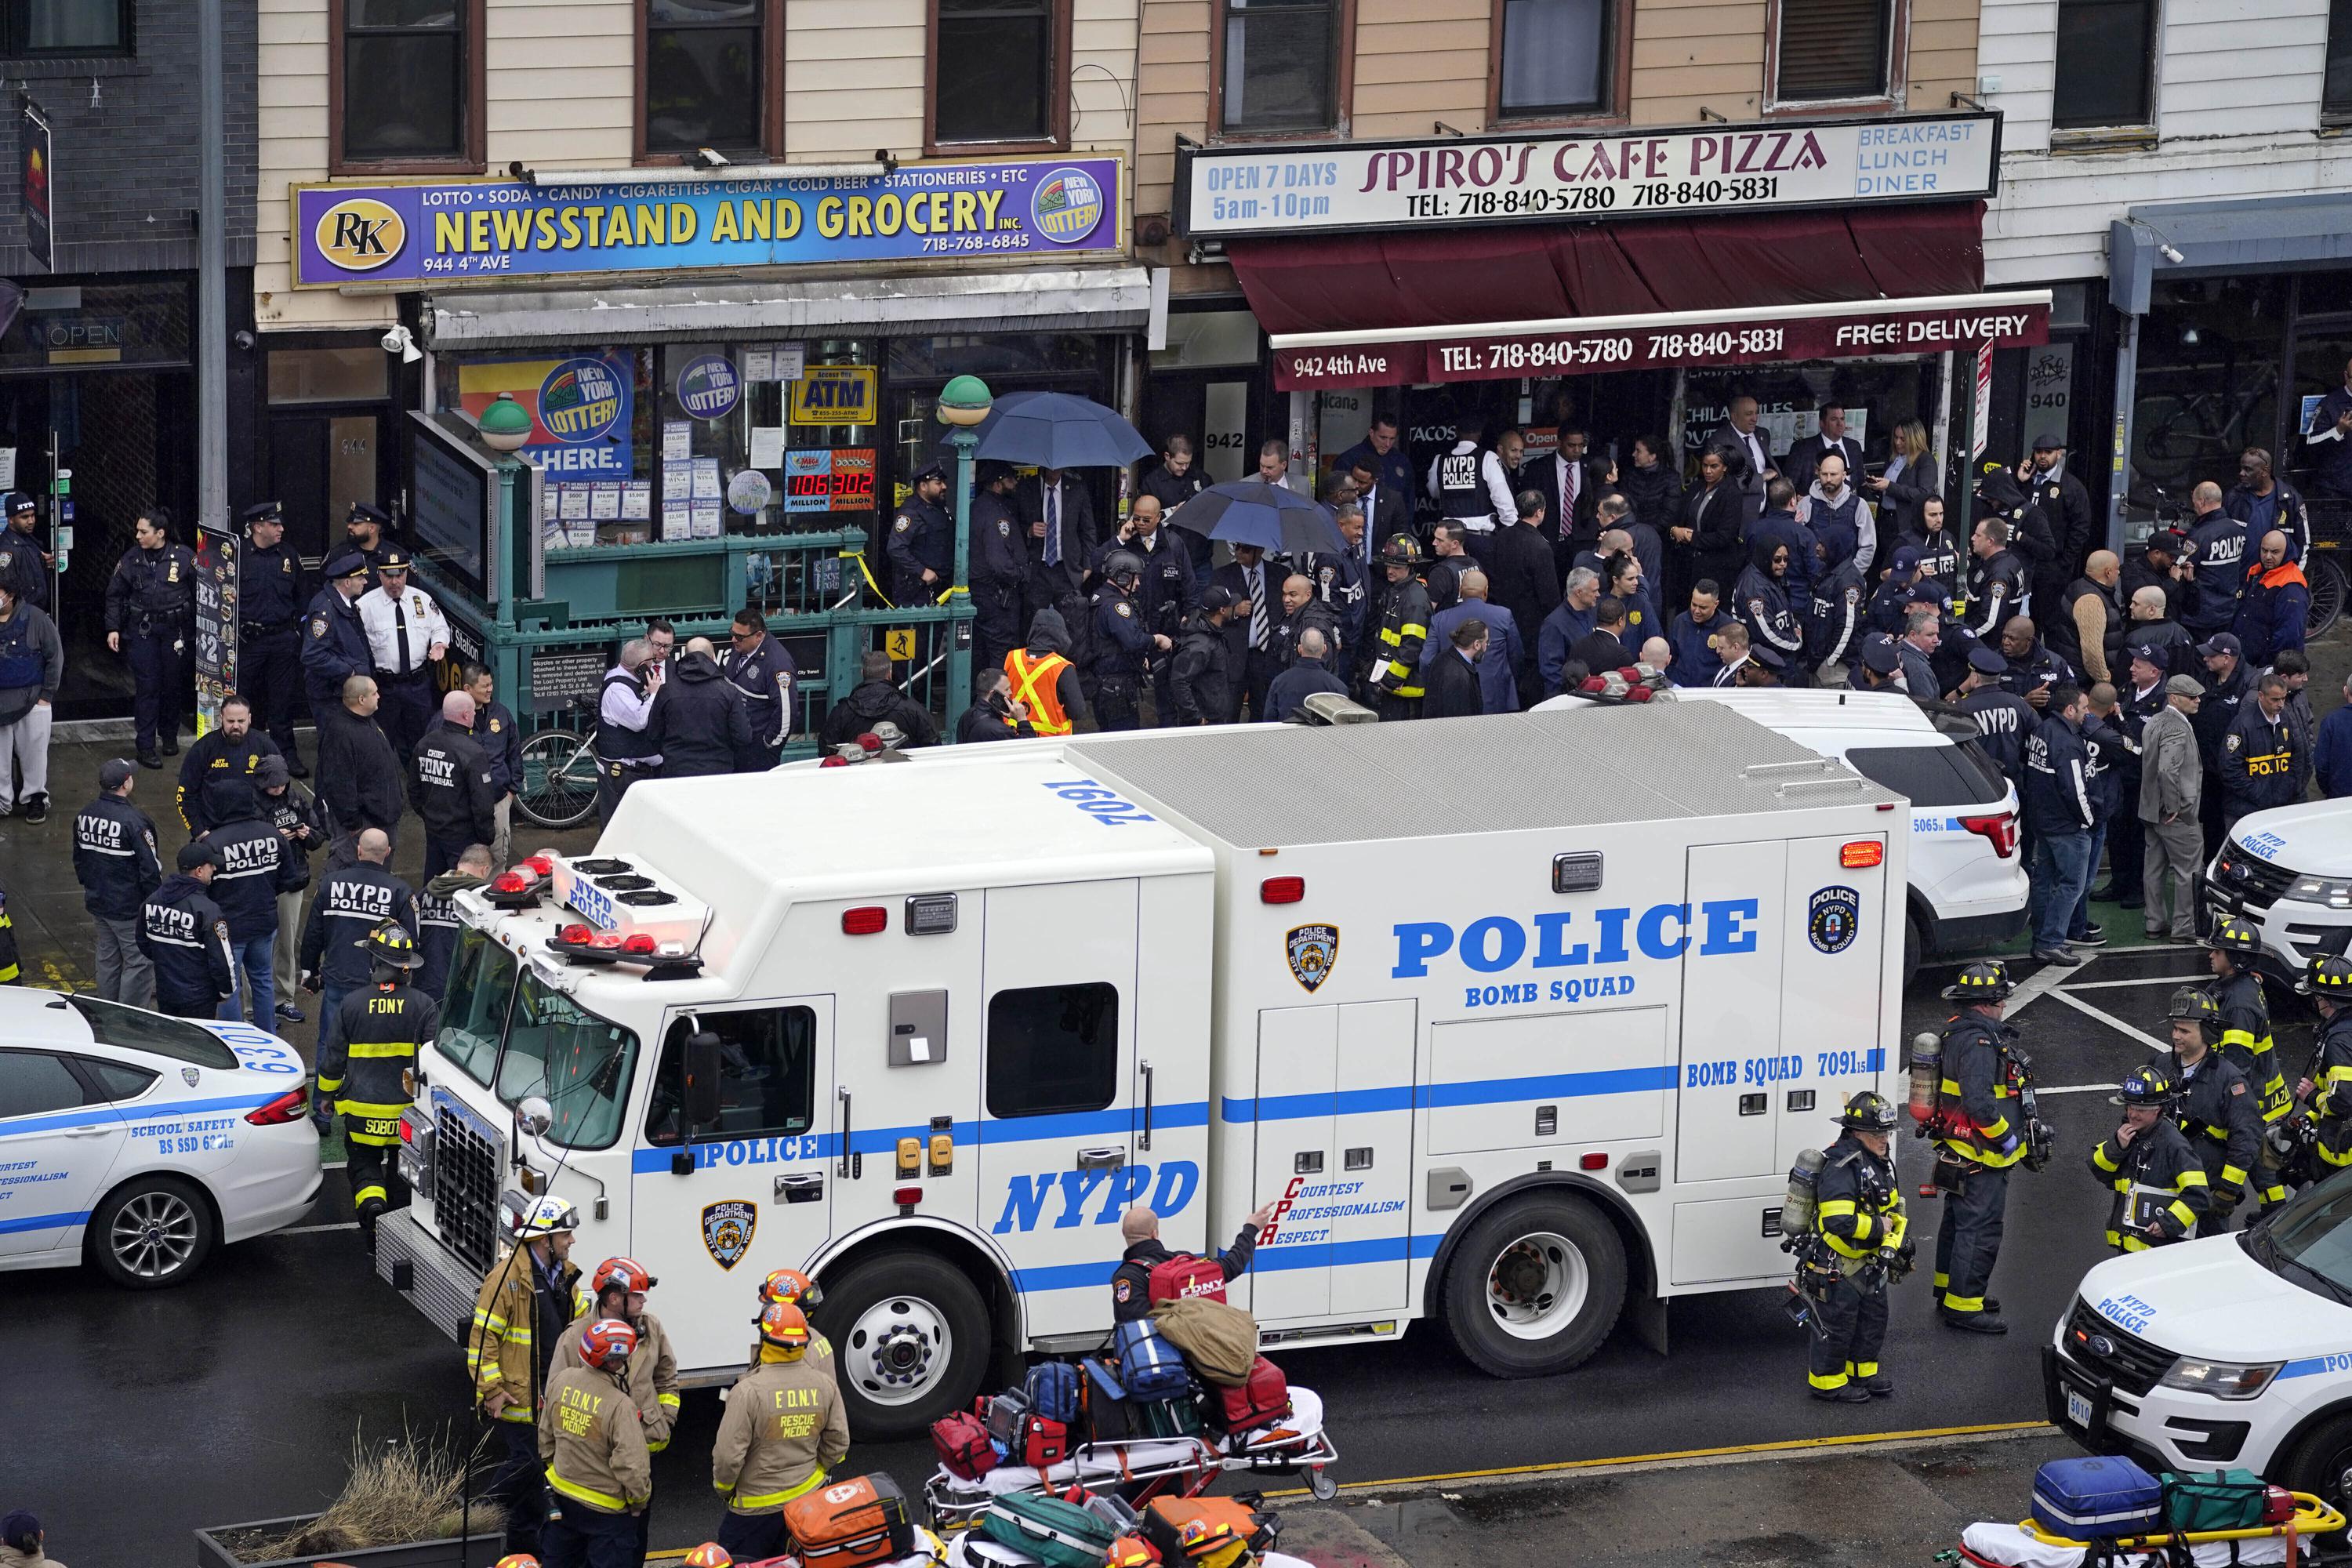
[938,375,993,428]
[477,391,532,454]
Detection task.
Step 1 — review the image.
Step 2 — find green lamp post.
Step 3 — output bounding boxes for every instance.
[477,391,533,455]
[936,373,993,720]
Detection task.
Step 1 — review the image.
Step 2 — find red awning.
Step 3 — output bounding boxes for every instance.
[1226,201,2028,387]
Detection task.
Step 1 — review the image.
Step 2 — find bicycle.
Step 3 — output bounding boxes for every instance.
[514,701,601,829]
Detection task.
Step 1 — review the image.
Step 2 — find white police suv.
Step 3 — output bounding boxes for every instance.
[2049,1176,2352,1509]
[2205,799,2352,990]
[0,990,320,1287]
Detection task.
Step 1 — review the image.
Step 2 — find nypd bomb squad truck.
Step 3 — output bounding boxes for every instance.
[376,701,1907,1438]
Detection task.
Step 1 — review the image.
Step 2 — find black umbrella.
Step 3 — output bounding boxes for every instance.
[1164,481,1345,558]
[935,390,1153,469]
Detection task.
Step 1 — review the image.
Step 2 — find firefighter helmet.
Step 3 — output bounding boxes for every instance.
[2163,986,2223,1040]
[1106,1537,1155,1568]
[2314,954,2352,1000]
[759,1266,823,1309]
[1940,960,2014,1003]
[684,1547,735,1568]
[579,1317,638,1371]
[756,1300,811,1352]
[591,1255,657,1297]
[2207,917,2261,958]
[494,1557,542,1568]
[1838,1091,1900,1133]
[1377,533,1423,568]
[508,1194,580,1240]
[359,920,423,971]
[2112,1065,2179,1109]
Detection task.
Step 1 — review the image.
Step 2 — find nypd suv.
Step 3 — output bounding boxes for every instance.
[0,990,320,1287]
[2206,800,2352,989]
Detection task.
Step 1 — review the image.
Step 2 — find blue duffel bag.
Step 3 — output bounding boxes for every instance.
[2030,1456,2164,1539]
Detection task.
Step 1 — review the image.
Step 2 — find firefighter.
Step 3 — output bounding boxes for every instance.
[2090,1065,2209,1251]
[1110,1199,1280,1323]
[311,922,437,1250]
[1933,960,2030,1334]
[2163,986,2263,1229]
[471,1196,582,1563]
[1799,1091,1909,1403]
[753,1268,837,1385]
[1370,534,1432,720]
[555,1258,681,1454]
[2303,956,2352,1172]
[711,1301,851,1563]
[2208,918,2291,1136]
[539,1317,652,1567]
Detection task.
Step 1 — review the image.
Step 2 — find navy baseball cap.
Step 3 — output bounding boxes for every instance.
[1860,635,1900,675]
[323,550,369,581]
[2198,633,2243,659]
[98,757,136,789]
[1968,644,2009,674]
[1889,546,1921,575]
[1200,585,1236,613]
[177,841,220,872]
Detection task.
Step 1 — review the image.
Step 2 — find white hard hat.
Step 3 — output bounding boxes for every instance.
[509,1194,581,1239]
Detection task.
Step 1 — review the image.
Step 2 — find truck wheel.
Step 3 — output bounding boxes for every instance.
[2283,1412,2352,1532]
[1442,1192,1626,1377]
[88,1174,215,1289]
[815,1250,992,1440]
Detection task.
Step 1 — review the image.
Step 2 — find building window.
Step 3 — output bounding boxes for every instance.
[1221,0,1339,132]
[339,0,468,165]
[2325,0,2352,120]
[2053,0,2155,129]
[644,0,765,158]
[1772,0,1893,103]
[4,0,131,55]
[1496,0,1611,118]
[932,0,1060,147]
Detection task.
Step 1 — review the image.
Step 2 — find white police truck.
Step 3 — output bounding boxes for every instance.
[377,702,1907,1436]
[2049,1176,2352,1515]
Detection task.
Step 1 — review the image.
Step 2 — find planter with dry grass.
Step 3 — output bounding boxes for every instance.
[194,1428,510,1568]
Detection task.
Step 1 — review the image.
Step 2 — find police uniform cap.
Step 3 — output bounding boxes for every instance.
[913,463,946,485]
[98,757,136,789]
[241,501,283,524]
[177,841,220,872]
[1967,644,2009,675]
[2032,433,2065,453]
[1906,582,1946,605]
[1752,645,1786,669]
[1859,634,1900,675]
[347,501,390,525]
[378,549,411,572]
[324,550,369,581]
[1200,585,1236,613]
[975,459,1014,487]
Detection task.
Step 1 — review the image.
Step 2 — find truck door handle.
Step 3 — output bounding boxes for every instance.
[1139,1061,1155,1152]
[775,1174,823,1203]
[1076,1146,1127,1169]
[836,1087,855,1180]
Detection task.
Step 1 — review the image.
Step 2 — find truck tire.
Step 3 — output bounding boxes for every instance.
[87,1174,215,1289]
[2282,1410,2352,1534]
[1441,1192,1627,1377]
[815,1250,993,1440]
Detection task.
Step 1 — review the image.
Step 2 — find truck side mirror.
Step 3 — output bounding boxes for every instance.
[684,1031,723,1128]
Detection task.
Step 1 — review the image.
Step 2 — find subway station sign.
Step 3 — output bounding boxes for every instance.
[292,157,1122,287]
[1177,114,1998,239]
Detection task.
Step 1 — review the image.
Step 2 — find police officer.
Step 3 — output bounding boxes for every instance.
[0,492,51,611]
[71,757,161,1007]
[237,500,307,770]
[970,460,1029,676]
[710,1302,848,1562]
[343,501,396,591]
[463,662,521,866]
[2220,672,2306,836]
[1798,1091,1909,1403]
[1168,585,1237,727]
[2162,986,2263,1230]
[412,688,499,880]
[315,922,437,1250]
[1427,410,1512,542]
[540,1317,653,1564]
[1370,535,1432,720]
[359,550,450,765]
[1098,495,1194,714]
[198,777,305,1023]
[105,506,198,767]
[1311,504,1372,661]
[2090,1065,2209,1251]
[1959,647,2035,790]
[2180,482,2248,639]
[256,753,324,1026]
[2306,956,2352,1174]
[176,694,281,833]
[140,841,239,1019]
[1109,1200,1279,1323]
[299,826,419,1055]
[1932,960,2031,1333]
[419,843,492,1004]
[301,552,376,717]
[2207,921,2291,1181]
[885,463,953,606]
[724,607,797,766]
[1089,552,1167,732]
[1964,518,2029,641]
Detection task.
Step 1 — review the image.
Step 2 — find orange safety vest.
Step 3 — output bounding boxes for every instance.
[1004,648,1074,735]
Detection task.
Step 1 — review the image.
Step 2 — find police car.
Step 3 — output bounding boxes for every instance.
[0,990,321,1287]
[1537,687,2029,980]
[2205,800,2352,990]
[2048,1175,2352,1512]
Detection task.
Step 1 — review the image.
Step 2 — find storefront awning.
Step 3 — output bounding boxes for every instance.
[422,264,1153,350]
[2111,192,2352,314]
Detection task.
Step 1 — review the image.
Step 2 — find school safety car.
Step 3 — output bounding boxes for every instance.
[0,990,320,1287]
[2205,799,2352,990]
[2048,1173,2352,1514]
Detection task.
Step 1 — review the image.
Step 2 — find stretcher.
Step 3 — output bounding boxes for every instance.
[1953,1494,2345,1568]
[947,1531,1322,1568]
[924,1388,1339,1532]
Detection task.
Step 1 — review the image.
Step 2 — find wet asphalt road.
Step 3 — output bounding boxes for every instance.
[12,918,2278,1566]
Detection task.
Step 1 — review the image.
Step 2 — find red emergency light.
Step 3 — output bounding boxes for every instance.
[1840,841,1884,869]
[842,906,888,935]
[1260,877,1305,905]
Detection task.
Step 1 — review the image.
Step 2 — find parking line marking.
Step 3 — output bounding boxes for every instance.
[2005,956,2082,1015]
[2060,975,2207,990]
[2047,986,2170,1052]
[2036,1083,2120,1096]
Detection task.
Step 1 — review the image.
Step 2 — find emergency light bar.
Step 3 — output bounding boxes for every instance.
[546,852,713,950]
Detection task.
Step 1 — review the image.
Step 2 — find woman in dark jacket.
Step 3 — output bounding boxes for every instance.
[1733,535,1806,668]
[1869,418,1940,538]
[1681,445,1748,610]
[1605,550,1662,650]
[1619,434,1683,534]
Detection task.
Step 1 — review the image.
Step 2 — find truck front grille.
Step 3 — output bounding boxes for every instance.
[436,1106,501,1274]
[2063,1298,2176,1396]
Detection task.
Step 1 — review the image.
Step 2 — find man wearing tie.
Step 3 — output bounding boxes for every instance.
[1712,395,1779,523]
[1535,426,1597,554]
[1784,405,1866,496]
[1016,465,1098,630]
[357,549,450,767]
[1345,456,1409,561]
[1211,543,1280,722]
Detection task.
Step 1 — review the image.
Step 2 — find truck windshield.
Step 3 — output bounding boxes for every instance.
[2250,1172,2352,1305]
[435,930,517,1085]
[496,971,638,1152]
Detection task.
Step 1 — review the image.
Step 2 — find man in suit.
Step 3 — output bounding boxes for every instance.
[1422,619,1489,720]
[1712,395,1777,523]
[1484,490,1561,709]
[1211,543,1282,722]
[1421,572,1522,714]
[1784,405,1866,496]
[1015,466,1098,630]
[1528,426,1599,555]
[1345,454,1413,562]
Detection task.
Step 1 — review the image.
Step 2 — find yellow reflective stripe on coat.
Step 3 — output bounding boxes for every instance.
[545,1466,628,1512]
[658,1392,681,1411]
[343,1041,416,1058]
[731,1465,829,1511]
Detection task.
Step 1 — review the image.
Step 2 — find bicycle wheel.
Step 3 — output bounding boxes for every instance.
[515,728,600,829]
[2310,554,2347,640]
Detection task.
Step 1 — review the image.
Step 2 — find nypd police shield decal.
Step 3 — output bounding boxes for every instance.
[1808,886,1860,955]
[1287,924,1338,993]
[701,1200,757,1269]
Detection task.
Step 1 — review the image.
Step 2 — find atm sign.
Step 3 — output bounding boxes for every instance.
[790,365,877,425]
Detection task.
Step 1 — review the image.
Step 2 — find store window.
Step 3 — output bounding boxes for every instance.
[1495,0,1613,120]
[4,0,131,55]
[2327,0,2352,122]
[931,0,1063,148]
[1770,0,1893,103]
[2132,275,2285,504]
[1220,0,1341,134]
[2052,0,2155,129]
[643,0,768,158]
[337,0,475,167]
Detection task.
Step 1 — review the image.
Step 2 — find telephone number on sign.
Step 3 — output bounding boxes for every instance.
[1474,336,1637,371]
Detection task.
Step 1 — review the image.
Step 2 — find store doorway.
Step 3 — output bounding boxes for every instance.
[268,411,388,564]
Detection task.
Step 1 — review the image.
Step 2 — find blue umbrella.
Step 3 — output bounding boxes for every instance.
[938,390,1153,469]
[1164,481,1345,558]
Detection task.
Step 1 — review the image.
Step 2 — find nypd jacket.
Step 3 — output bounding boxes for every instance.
[410,720,499,845]
[2181,511,2249,635]
[198,781,307,941]
[1961,686,2035,786]
[2024,711,2095,836]
[1111,1223,1260,1322]
[419,869,484,1001]
[71,793,162,920]
[468,699,522,799]
[139,873,237,1013]
[2089,1119,2208,1251]
[2221,701,2307,818]
[259,783,325,895]
[1666,608,1731,688]
[299,860,419,988]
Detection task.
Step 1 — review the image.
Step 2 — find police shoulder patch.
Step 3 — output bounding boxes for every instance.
[310,615,328,639]
[1114,1277,1134,1304]
[893,515,912,534]
[1114,601,1133,618]
[997,518,1011,537]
